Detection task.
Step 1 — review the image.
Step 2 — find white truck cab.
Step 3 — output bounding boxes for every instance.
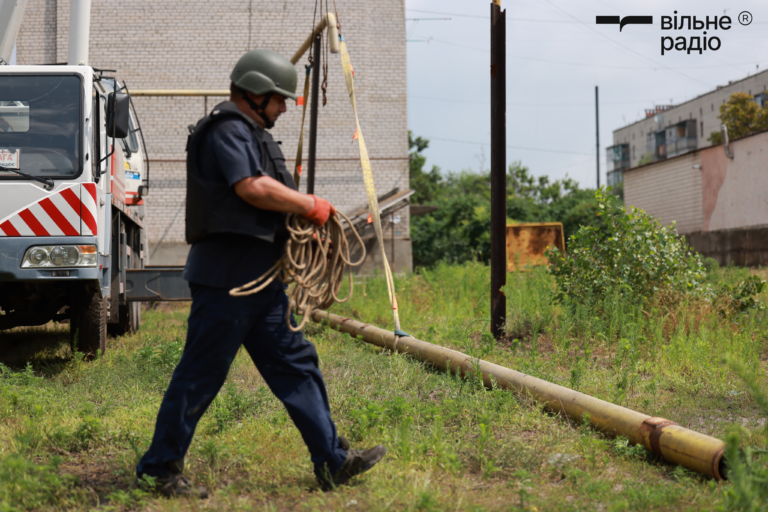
[0,65,148,355]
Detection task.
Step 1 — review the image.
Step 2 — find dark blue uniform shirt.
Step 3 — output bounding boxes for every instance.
[183,118,282,289]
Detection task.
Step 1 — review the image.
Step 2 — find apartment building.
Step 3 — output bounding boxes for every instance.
[607,69,768,186]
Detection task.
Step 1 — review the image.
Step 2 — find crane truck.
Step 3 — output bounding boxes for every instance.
[0,0,185,356]
[0,1,348,358]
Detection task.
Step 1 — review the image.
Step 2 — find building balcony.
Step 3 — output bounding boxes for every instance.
[666,136,698,157]
[644,119,698,163]
[606,143,630,173]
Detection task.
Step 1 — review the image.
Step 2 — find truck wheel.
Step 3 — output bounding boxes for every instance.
[109,302,140,336]
[70,290,107,358]
[131,302,141,332]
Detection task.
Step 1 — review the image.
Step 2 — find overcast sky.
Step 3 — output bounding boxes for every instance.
[405,0,768,187]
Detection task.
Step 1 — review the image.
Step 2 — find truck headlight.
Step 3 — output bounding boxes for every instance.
[21,245,98,268]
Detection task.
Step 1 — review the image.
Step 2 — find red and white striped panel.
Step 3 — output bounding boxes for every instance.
[0,184,97,237]
[110,151,126,204]
[80,183,99,236]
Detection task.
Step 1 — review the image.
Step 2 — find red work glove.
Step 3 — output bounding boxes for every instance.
[302,194,336,226]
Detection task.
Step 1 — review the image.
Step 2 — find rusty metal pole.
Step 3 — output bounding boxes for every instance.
[307,33,321,195]
[391,214,396,272]
[490,0,506,339]
[595,85,600,188]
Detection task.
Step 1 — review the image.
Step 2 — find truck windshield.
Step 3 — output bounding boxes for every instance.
[0,75,81,179]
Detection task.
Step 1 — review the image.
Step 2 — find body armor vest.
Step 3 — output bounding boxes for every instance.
[185,102,297,245]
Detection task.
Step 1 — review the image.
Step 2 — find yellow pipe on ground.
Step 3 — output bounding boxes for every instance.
[310,309,727,480]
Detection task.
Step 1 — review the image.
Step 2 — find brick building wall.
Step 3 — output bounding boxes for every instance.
[16,0,412,269]
[624,130,768,266]
[623,151,703,235]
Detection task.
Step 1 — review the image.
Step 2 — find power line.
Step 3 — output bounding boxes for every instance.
[428,39,645,69]
[409,95,683,107]
[422,39,768,72]
[425,136,592,155]
[540,0,711,88]
[538,154,595,176]
[405,8,485,19]
[405,8,599,23]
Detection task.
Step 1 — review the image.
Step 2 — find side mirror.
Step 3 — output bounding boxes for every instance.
[106,92,130,139]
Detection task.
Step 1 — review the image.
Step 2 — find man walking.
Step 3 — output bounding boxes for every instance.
[136,49,386,497]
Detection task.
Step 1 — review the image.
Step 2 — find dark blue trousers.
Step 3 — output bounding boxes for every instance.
[136,283,347,479]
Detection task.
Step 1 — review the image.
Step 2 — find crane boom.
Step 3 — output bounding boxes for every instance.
[0,0,29,64]
[68,0,91,65]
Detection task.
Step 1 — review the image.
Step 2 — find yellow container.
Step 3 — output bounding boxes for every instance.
[506,222,565,271]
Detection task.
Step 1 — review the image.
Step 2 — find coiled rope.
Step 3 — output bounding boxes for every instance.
[229,212,365,331]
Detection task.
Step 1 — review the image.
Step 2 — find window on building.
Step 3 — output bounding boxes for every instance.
[711,104,714,111]
[700,121,703,137]
[633,145,635,159]
[632,133,635,140]
[700,108,703,116]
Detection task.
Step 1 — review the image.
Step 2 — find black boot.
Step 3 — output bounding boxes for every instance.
[318,439,387,491]
[139,459,208,499]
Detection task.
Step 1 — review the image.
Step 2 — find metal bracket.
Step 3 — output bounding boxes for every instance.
[125,267,191,302]
[639,417,679,456]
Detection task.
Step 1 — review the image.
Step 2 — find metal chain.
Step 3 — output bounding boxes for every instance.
[321,0,329,106]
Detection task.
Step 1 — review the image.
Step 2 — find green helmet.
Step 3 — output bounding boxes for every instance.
[230,49,298,100]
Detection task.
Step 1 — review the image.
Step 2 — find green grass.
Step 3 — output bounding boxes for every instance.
[1,264,767,510]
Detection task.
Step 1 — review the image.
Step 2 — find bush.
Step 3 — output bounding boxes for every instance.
[547,187,706,306]
[714,276,767,316]
[703,257,720,273]
[408,131,603,267]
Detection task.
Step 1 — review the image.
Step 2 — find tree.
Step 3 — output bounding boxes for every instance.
[407,132,611,267]
[408,131,440,204]
[708,92,768,144]
[547,187,706,306]
[505,164,602,247]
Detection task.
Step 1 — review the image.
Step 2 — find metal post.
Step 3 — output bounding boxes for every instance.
[490,0,506,340]
[595,85,600,188]
[307,34,321,195]
[391,214,396,273]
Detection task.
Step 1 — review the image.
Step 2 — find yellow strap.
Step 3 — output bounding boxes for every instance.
[294,64,313,186]
[339,39,402,332]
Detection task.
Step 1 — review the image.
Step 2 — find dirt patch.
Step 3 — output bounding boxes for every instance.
[0,324,71,366]
[60,458,124,489]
